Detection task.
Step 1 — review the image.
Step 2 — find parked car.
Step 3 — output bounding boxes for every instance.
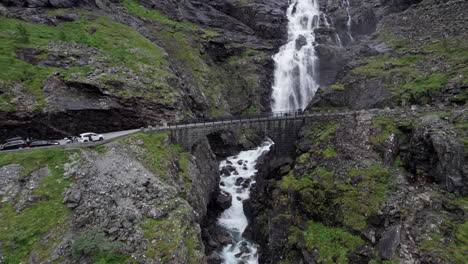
[5,137,23,142]
[29,140,60,148]
[1,139,28,150]
[78,132,104,143]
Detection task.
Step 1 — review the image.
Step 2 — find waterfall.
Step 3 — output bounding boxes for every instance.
[271,0,321,112]
[343,0,354,41]
[217,139,274,264]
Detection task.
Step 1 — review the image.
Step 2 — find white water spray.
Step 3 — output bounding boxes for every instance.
[217,139,274,264]
[271,0,321,112]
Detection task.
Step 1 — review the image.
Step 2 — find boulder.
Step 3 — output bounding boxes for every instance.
[216,192,232,209]
[377,225,401,260]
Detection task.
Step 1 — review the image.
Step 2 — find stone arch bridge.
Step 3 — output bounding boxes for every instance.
[144,109,377,156]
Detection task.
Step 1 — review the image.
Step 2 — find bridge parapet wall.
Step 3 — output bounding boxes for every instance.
[148,117,306,156]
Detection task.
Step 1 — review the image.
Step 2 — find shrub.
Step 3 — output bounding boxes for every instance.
[71,227,123,260]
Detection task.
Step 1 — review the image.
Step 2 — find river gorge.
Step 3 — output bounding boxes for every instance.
[0,0,466,263]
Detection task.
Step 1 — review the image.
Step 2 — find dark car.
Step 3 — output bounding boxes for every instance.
[29,140,60,148]
[1,139,28,150]
[5,137,23,142]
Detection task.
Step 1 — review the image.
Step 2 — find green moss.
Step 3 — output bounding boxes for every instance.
[0,12,171,111]
[123,132,192,191]
[155,29,227,115]
[305,121,340,145]
[0,149,75,263]
[351,53,421,77]
[298,152,311,164]
[330,83,345,90]
[398,73,451,105]
[139,206,200,262]
[122,0,216,36]
[370,116,402,146]
[291,221,364,264]
[281,164,393,231]
[377,31,410,50]
[322,145,338,158]
[350,37,466,105]
[419,221,467,263]
[339,164,394,230]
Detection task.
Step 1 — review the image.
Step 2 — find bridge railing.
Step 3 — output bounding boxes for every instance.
[165,109,305,128]
[146,108,373,131]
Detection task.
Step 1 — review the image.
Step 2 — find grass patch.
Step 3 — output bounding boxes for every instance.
[122,0,216,36]
[281,164,394,231]
[330,83,345,90]
[0,149,75,263]
[123,132,192,191]
[0,148,70,179]
[398,73,450,105]
[290,221,364,264]
[305,121,340,145]
[139,206,200,263]
[0,12,171,111]
[370,116,402,146]
[418,221,467,264]
[322,145,338,158]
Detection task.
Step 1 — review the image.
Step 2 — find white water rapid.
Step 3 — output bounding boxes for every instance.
[271,0,321,112]
[217,139,274,264]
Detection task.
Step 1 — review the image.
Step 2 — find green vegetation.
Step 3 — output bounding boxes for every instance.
[419,221,467,263]
[399,73,450,105]
[139,206,200,263]
[122,0,228,115]
[0,11,172,111]
[71,227,128,263]
[330,83,345,90]
[0,149,75,263]
[123,132,192,191]
[281,164,394,231]
[0,148,70,179]
[122,0,207,32]
[305,121,340,145]
[377,31,410,50]
[351,33,468,105]
[370,116,402,146]
[289,221,364,264]
[321,145,338,158]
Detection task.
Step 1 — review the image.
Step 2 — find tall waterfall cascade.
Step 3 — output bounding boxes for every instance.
[343,0,354,41]
[271,0,321,112]
[217,139,274,264]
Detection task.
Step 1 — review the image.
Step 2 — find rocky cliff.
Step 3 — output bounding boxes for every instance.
[0,0,288,141]
[246,107,466,264]
[0,0,466,263]
[0,132,220,263]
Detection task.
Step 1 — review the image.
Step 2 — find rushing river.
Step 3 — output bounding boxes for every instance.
[217,139,274,264]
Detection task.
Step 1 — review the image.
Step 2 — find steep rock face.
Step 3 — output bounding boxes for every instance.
[0,0,288,141]
[0,132,220,263]
[311,0,467,109]
[246,108,466,263]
